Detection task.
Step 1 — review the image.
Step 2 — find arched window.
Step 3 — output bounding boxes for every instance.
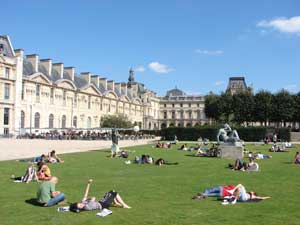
[73,116,77,128]
[161,123,166,129]
[186,123,192,127]
[61,115,66,128]
[49,114,54,128]
[21,111,25,128]
[34,112,40,128]
[87,116,91,128]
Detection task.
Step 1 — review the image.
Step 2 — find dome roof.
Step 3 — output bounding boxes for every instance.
[166,87,186,97]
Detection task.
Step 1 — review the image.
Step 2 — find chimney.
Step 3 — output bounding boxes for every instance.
[14,49,24,57]
[40,59,52,76]
[81,72,91,85]
[115,83,121,94]
[99,78,107,90]
[91,75,100,87]
[121,82,127,96]
[52,63,64,79]
[64,67,75,81]
[107,80,115,91]
[26,54,39,72]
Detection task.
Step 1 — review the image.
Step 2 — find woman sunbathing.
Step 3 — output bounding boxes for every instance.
[11,162,39,183]
[70,179,131,212]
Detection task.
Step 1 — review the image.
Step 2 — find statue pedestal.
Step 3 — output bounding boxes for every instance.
[219,143,244,160]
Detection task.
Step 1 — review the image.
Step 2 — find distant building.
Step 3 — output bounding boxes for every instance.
[158,87,207,129]
[226,77,248,94]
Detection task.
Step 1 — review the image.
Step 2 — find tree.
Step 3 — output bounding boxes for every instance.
[292,92,300,125]
[204,93,221,123]
[253,90,272,126]
[270,90,295,127]
[232,91,254,125]
[101,114,132,128]
[218,92,233,122]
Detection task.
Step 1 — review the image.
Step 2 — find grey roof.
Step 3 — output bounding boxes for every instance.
[0,36,14,57]
[166,87,186,97]
[21,56,151,101]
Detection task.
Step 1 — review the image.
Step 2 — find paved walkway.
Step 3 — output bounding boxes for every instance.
[0,138,158,161]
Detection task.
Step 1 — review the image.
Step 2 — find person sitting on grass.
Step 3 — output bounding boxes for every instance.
[179,144,188,151]
[156,141,163,148]
[37,176,65,207]
[11,162,39,183]
[37,162,51,181]
[48,150,64,163]
[69,179,131,213]
[294,152,300,164]
[227,184,271,204]
[192,184,235,200]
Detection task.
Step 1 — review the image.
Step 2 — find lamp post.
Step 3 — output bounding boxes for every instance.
[29,104,32,135]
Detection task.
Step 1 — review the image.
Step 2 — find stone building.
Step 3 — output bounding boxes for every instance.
[0,35,160,136]
[226,77,248,94]
[158,87,207,129]
[0,35,209,136]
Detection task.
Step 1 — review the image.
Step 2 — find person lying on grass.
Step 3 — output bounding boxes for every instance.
[11,162,39,183]
[227,184,271,204]
[37,176,65,207]
[110,150,129,158]
[69,179,131,213]
[48,150,64,163]
[31,154,46,163]
[228,157,259,171]
[248,152,272,159]
[192,184,235,200]
[155,158,179,166]
[37,162,51,181]
[135,155,154,164]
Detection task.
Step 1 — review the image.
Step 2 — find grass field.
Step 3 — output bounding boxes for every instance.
[0,143,300,225]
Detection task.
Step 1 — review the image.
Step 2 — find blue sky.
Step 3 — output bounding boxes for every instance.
[2,0,300,96]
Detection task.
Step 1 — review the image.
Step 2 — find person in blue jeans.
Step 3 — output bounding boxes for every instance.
[37,176,65,206]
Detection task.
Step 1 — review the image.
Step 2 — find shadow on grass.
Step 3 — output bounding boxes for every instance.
[25,198,44,207]
[282,162,293,164]
[88,150,111,153]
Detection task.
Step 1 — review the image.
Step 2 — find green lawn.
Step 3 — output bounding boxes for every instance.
[0,143,300,225]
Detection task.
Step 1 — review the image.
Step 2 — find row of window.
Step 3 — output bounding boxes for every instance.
[20,111,95,129]
[163,111,202,119]
[23,84,142,113]
[163,103,201,108]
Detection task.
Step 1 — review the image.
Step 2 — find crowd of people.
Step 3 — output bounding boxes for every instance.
[18,130,155,141]
[12,150,64,183]
[10,130,300,222]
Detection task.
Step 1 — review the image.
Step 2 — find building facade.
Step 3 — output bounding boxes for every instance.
[0,35,208,136]
[158,87,207,129]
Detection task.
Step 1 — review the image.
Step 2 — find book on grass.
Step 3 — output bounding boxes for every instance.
[96,208,112,217]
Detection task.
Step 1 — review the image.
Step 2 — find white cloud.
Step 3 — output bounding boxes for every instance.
[148,62,173,74]
[284,84,300,92]
[195,49,224,56]
[214,81,225,86]
[134,66,145,72]
[257,16,300,34]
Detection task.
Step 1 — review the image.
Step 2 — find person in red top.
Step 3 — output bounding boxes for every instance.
[192,185,234,200]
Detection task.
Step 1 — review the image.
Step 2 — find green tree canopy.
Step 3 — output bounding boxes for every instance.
[254,90,272,125]
[101,114,133,128]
